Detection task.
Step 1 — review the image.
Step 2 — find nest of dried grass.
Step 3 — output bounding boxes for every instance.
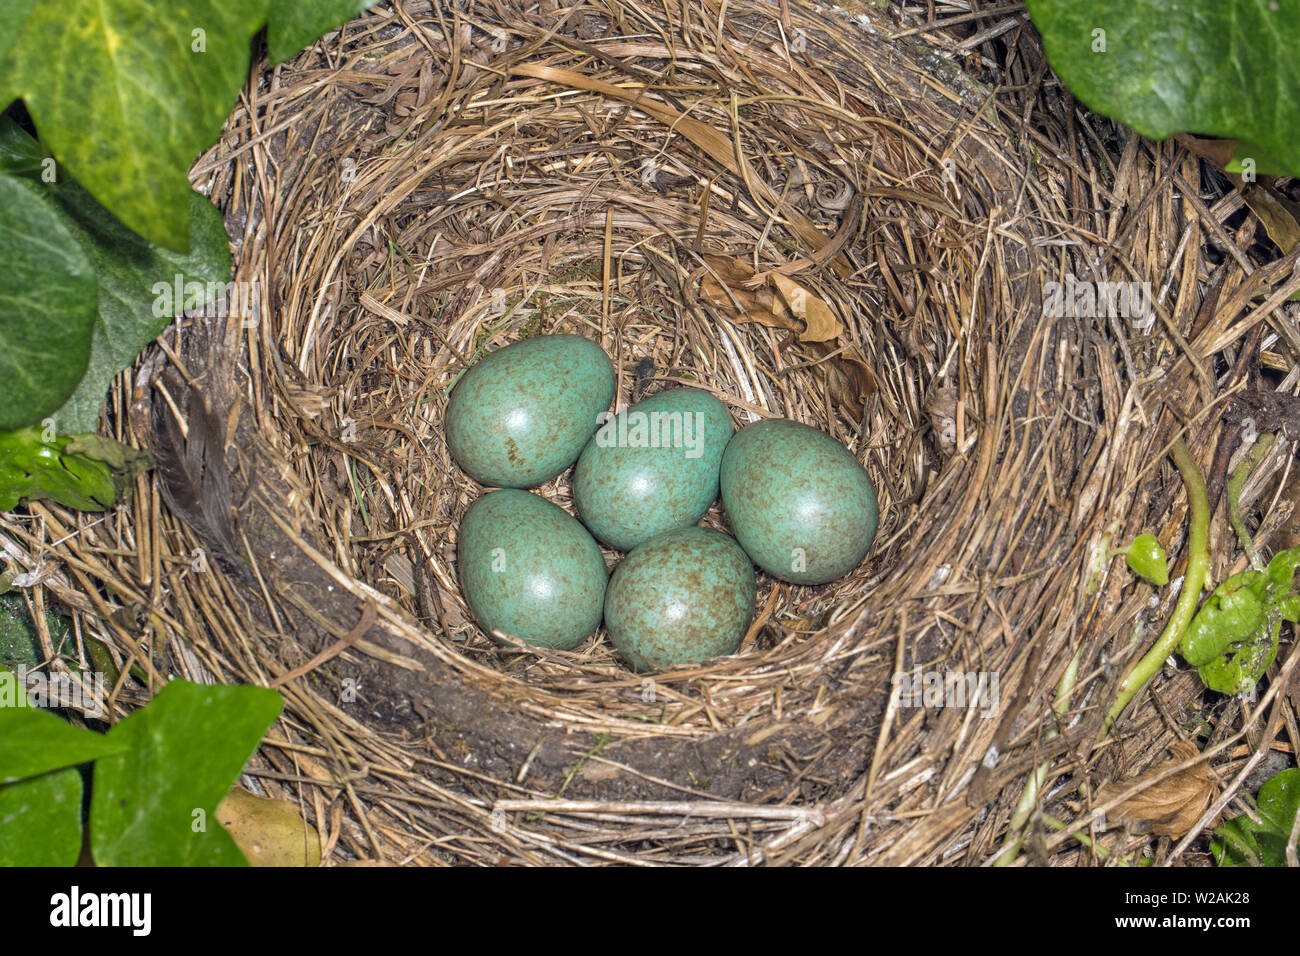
[6,0,1300,865]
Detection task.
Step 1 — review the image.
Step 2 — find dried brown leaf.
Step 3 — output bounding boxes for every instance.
[811,342,878,416]
[925,387,960,456]
[701,276,794,330]
[770,273,843,342]
[702,256,843,342]
[1242,182,1300,254]
[701,255,871,412]
[700,257,795,330]
[1097,741,1217,838]
[1175,134,1240,171]
[702,254,756,284]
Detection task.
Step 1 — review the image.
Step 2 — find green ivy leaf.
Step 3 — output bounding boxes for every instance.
[1183,547,1300,694]
[0,114,44,175]
[90,679,282,866]
[1196,619,1281,695]
[5,0,271,251]
[1256,768,1300,833]
[1264,546,1300,597]
[1224,139,1293,179]
[1179,574,1266,667]
[1212,815,1266,866]
[0,1,39,90]
[45,180,231,431]
[0,427,119,512]
[1212,768,1300,867]
[0,117,232,432]
[1125,533,1169,586]
[267,0,382,64]
[1026,1,1300,179]
[0,697,124,783]
[0,173,96,429]
[61,435,151,475]
[0,768,84,866]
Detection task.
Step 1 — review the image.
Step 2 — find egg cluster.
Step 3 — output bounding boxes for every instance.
[446,334,879,671]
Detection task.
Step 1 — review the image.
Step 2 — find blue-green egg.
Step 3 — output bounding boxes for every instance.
[573,388,734,551]
[445,334,615,488]
[604,527,755,671]
[457,489,608,650]
[720,418,878,585]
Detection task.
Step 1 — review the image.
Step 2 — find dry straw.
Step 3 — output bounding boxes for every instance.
[5,0,1299,865]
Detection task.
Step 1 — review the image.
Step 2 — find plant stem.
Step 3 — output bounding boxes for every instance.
[1228,432,1275,571]
[995,439,1210,865]
[1039,815,1144,865]
[1040,814,1104,855]
[991,646,1082,866]
[1101,438,1210,738]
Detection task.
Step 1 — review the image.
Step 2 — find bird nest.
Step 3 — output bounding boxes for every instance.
[7,0,1299,865]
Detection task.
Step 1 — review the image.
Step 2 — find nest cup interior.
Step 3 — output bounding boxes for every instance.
[267,8,968,702]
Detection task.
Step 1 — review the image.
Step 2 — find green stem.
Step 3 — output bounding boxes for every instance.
[1228,432,1275,571]
[1101,438,1210,738]
[994,440,1209,865]
[1040,814,1143,865]
[991,647,1082,867]
[1040,814,1104,855]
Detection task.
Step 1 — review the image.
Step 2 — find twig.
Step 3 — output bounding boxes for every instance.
[269,599,377,688]
[493,799,825,824]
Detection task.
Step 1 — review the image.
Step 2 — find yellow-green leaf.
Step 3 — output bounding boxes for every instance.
[217,788,322,866]
[5,0,270,251]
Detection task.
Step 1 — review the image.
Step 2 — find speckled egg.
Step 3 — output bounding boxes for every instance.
[457,489,608,650]
[720,418,878,585]
[604,527,755,671]
[573,388,734,552]
[445,334,615,488]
